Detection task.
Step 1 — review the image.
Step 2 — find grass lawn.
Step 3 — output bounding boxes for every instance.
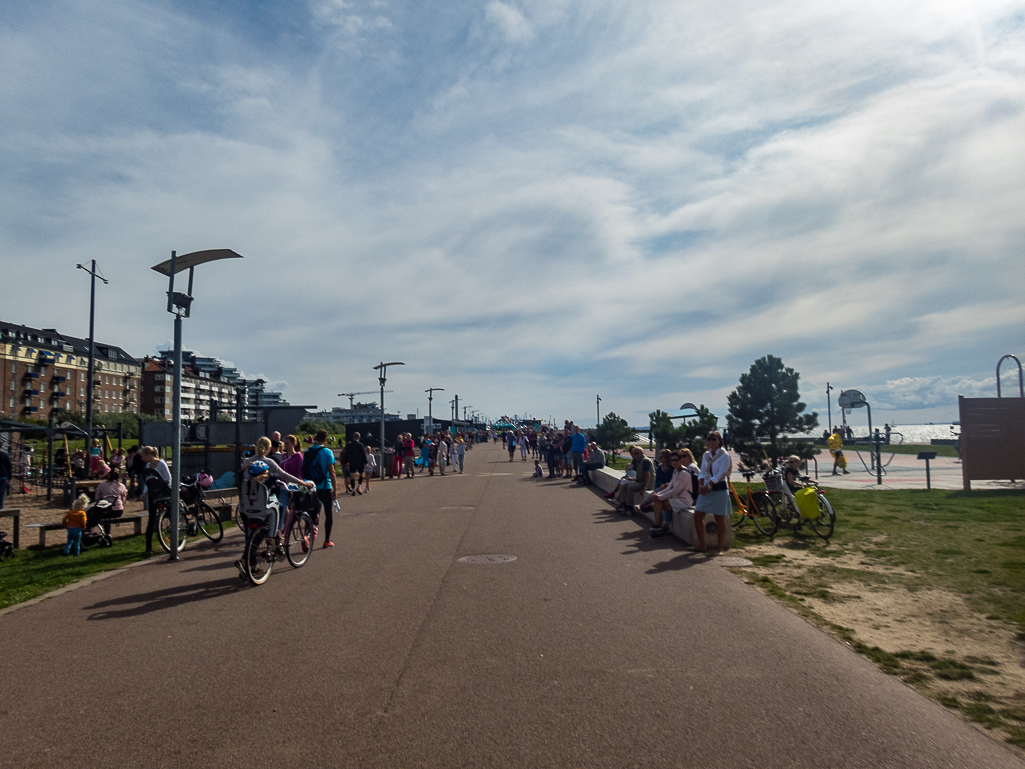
[0,533,152,610]
[729,486,1025,747]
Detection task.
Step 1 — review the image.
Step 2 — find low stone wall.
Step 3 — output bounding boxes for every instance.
[588,467,733,550]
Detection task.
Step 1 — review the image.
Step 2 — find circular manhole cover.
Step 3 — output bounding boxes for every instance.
[458,554,518,565]
[717,557,753,567]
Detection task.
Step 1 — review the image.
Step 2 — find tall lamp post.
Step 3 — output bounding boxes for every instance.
[152,249,243,561]
[826,382,833,433]
[425,387,444,430]
[76,261,108,450]
[373,361,404,470]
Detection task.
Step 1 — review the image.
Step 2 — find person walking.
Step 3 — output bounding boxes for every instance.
[437,435,449,475]
[403,434,416,478]
[303,430,338,548]
[139,446,171,557]
[828,427,849,475]
[455,436,466,474]
[345,432,367,495]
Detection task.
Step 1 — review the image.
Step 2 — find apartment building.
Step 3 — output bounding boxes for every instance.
[0,320,141,422]
[141,354,240,421]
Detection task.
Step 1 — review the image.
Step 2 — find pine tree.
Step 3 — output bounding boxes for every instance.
[726,355,819,472]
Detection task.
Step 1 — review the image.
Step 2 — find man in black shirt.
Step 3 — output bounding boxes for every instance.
[345,432,366,495]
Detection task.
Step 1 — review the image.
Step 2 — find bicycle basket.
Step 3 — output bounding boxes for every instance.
[762,470,783,493]
[795,488,820,518]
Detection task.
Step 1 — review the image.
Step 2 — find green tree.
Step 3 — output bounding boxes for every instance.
[726,355,819,472]
[648,405,718,459]
[594,412,635,454]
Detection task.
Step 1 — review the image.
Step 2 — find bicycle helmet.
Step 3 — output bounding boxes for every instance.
[247,460,270,477]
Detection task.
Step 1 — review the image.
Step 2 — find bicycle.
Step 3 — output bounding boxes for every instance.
[728,471,778,536]
[155,481,224,553]
[239,483,316,586]
[766,469,836,540]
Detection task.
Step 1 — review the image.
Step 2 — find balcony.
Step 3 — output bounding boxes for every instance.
[53,375,66,383]
[52,391,67,398]
[22,372,39,380]
[23,389,39,397]
[21,405,39,414]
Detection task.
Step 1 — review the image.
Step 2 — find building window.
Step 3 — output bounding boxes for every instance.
[39,382,45,393]
[81,372,86,381]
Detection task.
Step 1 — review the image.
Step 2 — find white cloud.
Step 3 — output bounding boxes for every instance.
[0,0,1023,426]
[485,2,533,43]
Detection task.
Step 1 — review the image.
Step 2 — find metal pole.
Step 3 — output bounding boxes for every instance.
[826,382,832,434]
[596,395,601,426]
[85,260,97,451]
[46,412,54,502]
[874,428,882,486]
[925,458,932,490]
[379,367,386,471]
[169,309,183,561]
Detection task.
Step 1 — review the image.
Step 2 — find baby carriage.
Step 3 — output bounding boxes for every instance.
[80,493,122,548]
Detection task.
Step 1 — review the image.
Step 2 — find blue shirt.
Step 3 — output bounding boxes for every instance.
[570,433,587,453]
[306,445,336,490]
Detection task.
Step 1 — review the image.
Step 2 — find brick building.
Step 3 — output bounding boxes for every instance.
[0,320,141,422]
[141,353,241,421]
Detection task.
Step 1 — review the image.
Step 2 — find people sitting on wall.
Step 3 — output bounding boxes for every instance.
[648,449,698,538]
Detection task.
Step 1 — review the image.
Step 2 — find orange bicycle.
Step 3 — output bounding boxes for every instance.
[728,471,778,536]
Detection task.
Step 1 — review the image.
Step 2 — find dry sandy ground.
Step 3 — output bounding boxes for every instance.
[731,539,1025,751]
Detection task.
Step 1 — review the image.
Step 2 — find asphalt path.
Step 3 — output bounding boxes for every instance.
[1,443,1022,768]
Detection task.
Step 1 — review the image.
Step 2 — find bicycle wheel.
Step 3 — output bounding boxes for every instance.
[811,495,835,540]
[730,494,745,528]
[234,504,246,533]
[196,502,224,543]
[285,511,314,568]
[243,526,274,585]
[752,494,779,537]
[156,502,189,554]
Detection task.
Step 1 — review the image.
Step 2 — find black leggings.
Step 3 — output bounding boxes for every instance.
[316,489,334,542]
[145,497,162,551]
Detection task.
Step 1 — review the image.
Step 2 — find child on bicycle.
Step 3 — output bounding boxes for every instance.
[63,494,89,556]
[784,455,805,493]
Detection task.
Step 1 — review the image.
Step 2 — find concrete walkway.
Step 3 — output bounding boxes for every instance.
[0,442,1021,768]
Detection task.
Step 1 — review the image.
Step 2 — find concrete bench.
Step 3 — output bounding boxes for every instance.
[27,514,146,548]
[587,467,733,550]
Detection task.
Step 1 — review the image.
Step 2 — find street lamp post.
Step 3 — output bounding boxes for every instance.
[76,261,108,451]
[373,361,404,474]
[596,394,601,426]
[826,382,833,433]
[152,249,243,561]
[425,388,444,431]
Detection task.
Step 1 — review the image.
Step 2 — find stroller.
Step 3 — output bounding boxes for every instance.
[81,493,123,548]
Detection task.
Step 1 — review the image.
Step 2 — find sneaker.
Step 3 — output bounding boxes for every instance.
[234,560,246,580]
[843,470,850,475]
[323,540,334,548]
[301,536,310,553]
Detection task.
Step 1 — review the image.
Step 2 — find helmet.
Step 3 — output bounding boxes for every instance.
[247,460,270,477]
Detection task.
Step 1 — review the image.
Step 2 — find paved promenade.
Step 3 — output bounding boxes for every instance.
[1,443,1021,768]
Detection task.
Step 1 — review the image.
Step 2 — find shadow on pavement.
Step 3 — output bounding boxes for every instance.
[83,576,241,620]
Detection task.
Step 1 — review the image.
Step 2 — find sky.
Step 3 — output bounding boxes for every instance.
[2,0,1023,430]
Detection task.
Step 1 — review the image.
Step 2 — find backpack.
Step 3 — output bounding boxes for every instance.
[302,445,327,485]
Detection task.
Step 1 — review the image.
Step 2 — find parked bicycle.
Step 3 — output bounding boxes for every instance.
[155,473,224,553]
[765,468,835,540]
[728,471,777,536]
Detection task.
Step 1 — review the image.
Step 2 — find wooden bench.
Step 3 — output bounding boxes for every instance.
[26,514,146,548]
[0,508,21,549]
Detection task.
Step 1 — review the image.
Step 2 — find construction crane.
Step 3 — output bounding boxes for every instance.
[338,390,392,408]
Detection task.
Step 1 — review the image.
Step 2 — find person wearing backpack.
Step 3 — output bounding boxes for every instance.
[649,449,698,538]
[303,430,339,548]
